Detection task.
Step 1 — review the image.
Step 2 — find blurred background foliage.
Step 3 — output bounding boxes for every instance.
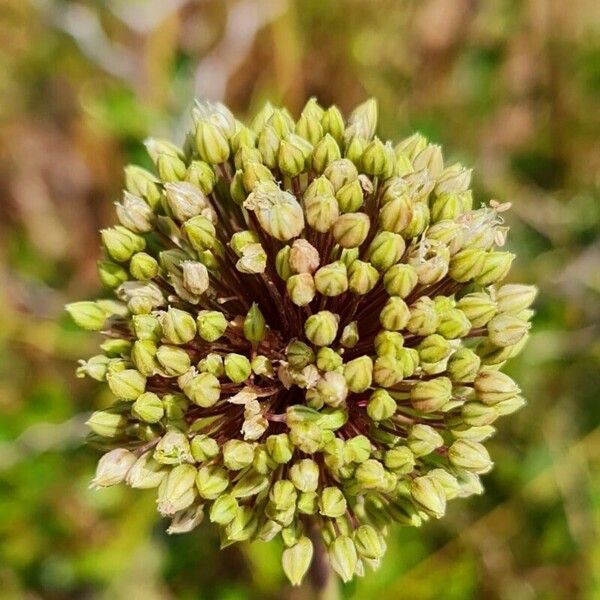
[0,0,599,598]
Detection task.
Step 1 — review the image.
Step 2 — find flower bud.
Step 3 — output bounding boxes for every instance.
[312,133,341,173]
[344,355,373,393]
[368,232,405,271]
[378,193,412,233]
[380,296,410,331]
[222,440,255,470]
[296,113,323,145]
[66,301,107,331]
[346,98,378,141]
[348,260,379,295]
[209,494,239,525]
[495,394,527,417]
[266,433,293,464]
[474,370,520,405]
[304,311,339,346]
[335,179,364,213]
[288,239,320,274]
[407,297,440,336]
[382,264,418,298]
[353,525,386,560]
[487,313,530,347]
[180,261,209,296]
[374,331,404,358]
[287,273,316,306]
[126,451,166,489]
[97,260,128,289]
[196,310,228,341]
[77,355,111,381]
[244,181,304,241]
[156,153,186,182]
[361,138,389,176]
[437,308,472,339]
[447,347,481,382]
[157,464,197,516]
[161,307,197,344]
[225,505,258,541]
[128,252,158,281]
[495,284,537,314]
[282,537,313,586]
[183,372,221,407]
[475,251,515,286]
[332,213,370,248]
[224,353,252,383]
[132,392,164,423]
[90,448,136,488]
[401,202,430,238]
[449,248,486,282]
[182,215,216,252]
[162,393,189,421]
[319,486,347,518]
[243,303,266,343]
[410,475,446,518]
[86,410,127,438]
[257,125,281,168]
[154,430,193,465]
[278,138,305,177]
[251,355,274,378]
[132,313,162,341]
[190,434,219,462]
[314,261,348,296]
[286,340,315,370]
[329,536,358,583]
[289,421,324,453]
[124,165,161,209]
[156,344,191,376]
[164,182,207,222]
[411,377,452,413]
[418,334,452,363]
[384,447,415,474]
[313,371,348,407]
[241,161,274,192]
[185,160,216,194]
[430,192,463,222]
[116,191,154,233]
[373,355,404,387]
[448,439,493,474]
[456,292,497,327]
[435,163,472,194]
[408,424,443,457]
[427,220,465,255]
[195,120,230,164]
[367,389,396,421]
[195,465,229,500]
[304,191,339,233]
[289,459,320,492]
[321,105,345,143]
[340,321,359,348]
[107,369,146,400]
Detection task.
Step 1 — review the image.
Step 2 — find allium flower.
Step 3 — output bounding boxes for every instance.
[68,98,536,585]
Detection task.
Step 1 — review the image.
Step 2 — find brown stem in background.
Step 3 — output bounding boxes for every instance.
[302,521,340,600]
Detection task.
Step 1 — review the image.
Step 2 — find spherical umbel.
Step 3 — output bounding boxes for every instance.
[68,97,535,585]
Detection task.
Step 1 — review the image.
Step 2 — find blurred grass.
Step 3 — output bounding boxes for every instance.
[0,0,599,598]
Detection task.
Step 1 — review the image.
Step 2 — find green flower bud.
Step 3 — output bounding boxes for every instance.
[378,193,413,233]
[495,284,538,314]
[475,252,515,286]
[189,434,219,462]
[289,459,320,492]
[156,153,186,182]
[269,479,297,512]
[355,458,386,490]
[354,525,386,560]
[430,192,463,222]
[448,439,493,474]
[282,537,313,586]
[90,448,136,488]
[304,311,339,346]
[314,348,340,373]
[296,110,324,142]
[373,355,404,387]
[456,292,497,327]
[368,232,405,271]
[224,353,251,383]
[197,310,228,341]
[128,252,158,281]
[196,353,223,377]
[157,464,197,516]
[225,505,258,541]
[287,273,316,306]
[132,392,164,423]
[310,136,339,179]
[251,355,273,378]
[278,138,306,177]
[435,163,472,194]
[180,261,209,296]
[154,430,193,465]
[77,355,111,381]
[449,248,486,282]
[266,433,293,464]
[374,330,405,357]
[164,182,207,222]
[410,377,452,413]
[427,219,465,255]
[132,313,162,341]
[346,98,378,141]
[407,297,440,336]
[195,120,230,164]
[437,308,472,339]
[107,369,146,400]
[126,451,166,489]
[461,402,499,426]
[384,446,415,474]
[348,260,379,295]
[418,334,452,363]
[321,105,345,143]
[304,191,339,233]
[344,355,373,393]
[314,261,348,296]
[286,340,315,370]
[124,165,161,209]
[161,307,197,345]
[332,213,370,248]
[86,410,127,438]
[495,394,527,417]
[340,321,359,348]
[183,372,221,407]
[395,132,427,161]
[380,296,410,331]
[144,138,182,162]
[312,371,348,408]
[408,424,443,457]
[222,440,255,470]
[209,494,239,525]
[319,486,347,518]
[335,179,363,213]
[487,313,530,347]
[185,160,216,194]
[474,370,520,405]
[410,475,446,519]
[66,301,107,331]
[244,181,304,241]
[229,169,246,204]
[447,347,481,382]
[97,260,128,289]
[162,393,188,421]
[289,421,323,453]
[401,202,430,238]
[242,303,266,344]
[182,215,216,252]
[329,535,358,583]
[367,389,397,421]
[156,344,191,376]
[195,465,229,500]
[296,491,318,515]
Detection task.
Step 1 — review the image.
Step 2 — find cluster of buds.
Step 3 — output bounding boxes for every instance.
[68,98,535,585]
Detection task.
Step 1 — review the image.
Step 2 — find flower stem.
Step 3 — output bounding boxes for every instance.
[306,522,340,600]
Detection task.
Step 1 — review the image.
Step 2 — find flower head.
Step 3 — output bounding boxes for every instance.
[69,97,535,585]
